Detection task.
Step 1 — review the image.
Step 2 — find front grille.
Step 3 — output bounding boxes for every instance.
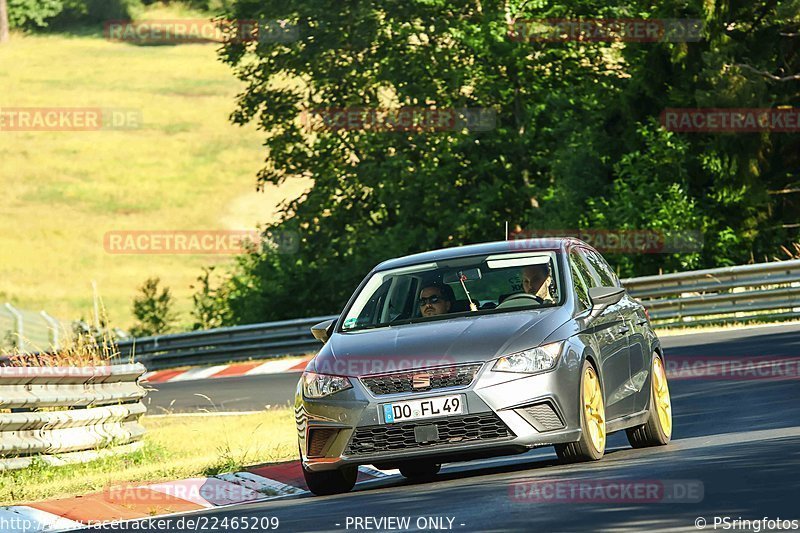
[345,412,514,456]
[360,364,482,396]
[307,428,338,457]
[517,402,565,432]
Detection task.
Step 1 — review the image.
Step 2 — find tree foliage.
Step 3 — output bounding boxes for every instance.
[6,0,140,30]
[209,0,800,323]
[6,0,64,28]
[189,267,231,331]
[130,278,178,337]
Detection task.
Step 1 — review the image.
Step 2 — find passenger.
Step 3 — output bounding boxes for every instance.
[418,283,454,317]
[521,263,553,303]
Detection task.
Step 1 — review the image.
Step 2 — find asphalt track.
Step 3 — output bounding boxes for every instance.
[144,372,301,413]
[126,323,800,532]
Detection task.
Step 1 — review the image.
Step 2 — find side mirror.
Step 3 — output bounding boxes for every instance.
[311,318,337,343]
[588,286,625,316]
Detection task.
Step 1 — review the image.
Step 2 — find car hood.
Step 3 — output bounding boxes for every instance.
[311,307,568,377]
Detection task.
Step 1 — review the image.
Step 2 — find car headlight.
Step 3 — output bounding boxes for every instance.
[302,372,352,398]
[492,341,564,373]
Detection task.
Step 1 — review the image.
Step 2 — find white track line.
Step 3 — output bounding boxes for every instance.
[358,465,400,478]
[145,477,264,508]
[168,365,230,382]
[217,472,306,497]
[246,358,308,376]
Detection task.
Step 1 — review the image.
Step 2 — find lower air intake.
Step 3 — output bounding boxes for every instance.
[345,412,514,456]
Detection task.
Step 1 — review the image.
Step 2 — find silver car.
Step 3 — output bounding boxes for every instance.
[295,238,673,495]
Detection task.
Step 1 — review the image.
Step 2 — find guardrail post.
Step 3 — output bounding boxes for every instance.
[4,303,23,351]
[40,310,60,351]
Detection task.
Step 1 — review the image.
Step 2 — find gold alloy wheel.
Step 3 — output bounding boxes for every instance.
[583,366,606,453]
[652,356,672,438]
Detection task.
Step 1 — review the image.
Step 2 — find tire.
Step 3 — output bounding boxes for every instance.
[399,462,441,480]
[626,353,672,448]
[302,463,357,496]
[555,360,606,463]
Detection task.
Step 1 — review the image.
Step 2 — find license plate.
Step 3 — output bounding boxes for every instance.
[382,395,464,423]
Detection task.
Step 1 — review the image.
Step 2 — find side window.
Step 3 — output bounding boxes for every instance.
[569,253,591,310]
[358,278,392,326]
[589,250,621,287]
[573,249,601,288]
[383,276,414,322]
[578,248,617,287]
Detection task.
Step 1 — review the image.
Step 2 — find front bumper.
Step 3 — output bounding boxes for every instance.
[296,347,584,472]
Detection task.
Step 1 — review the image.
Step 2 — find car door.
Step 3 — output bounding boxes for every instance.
[615,289,650,413]
[570,249,632,421]
[583,249,648,414]
[584,248,652,416]
[620,295,650,413]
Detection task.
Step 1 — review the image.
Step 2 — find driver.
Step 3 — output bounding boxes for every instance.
[521,263,553,303]
[418,283,454,317]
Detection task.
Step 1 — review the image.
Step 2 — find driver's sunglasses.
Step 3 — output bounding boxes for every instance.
[419,295,442,306]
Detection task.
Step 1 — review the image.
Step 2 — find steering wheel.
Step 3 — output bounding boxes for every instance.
[496,293,544,309]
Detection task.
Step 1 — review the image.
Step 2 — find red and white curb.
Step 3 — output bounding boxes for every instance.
[143,356,313,384]
[1,461,398,531]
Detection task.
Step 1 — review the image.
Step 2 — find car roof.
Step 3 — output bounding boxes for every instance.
[374,238,591,272]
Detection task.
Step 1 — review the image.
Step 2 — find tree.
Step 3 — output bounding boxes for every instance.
[212,0,800,323]
[3,1,141,32]
[6,0,64,30]
[0,0,9,43]
[189,267,230,330]
[212,0,622,322]
[130,278,178,337]
[609,0,800,269]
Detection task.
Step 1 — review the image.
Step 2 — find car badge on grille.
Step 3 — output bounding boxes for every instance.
[412,373,431,389]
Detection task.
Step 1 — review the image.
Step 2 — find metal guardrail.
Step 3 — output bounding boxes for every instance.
[115,260,800,370]
[116,316,336,370]
[621,259,800,327]
[0,363,147,470]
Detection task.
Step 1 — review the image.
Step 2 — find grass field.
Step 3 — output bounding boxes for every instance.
[0,5,310,330]
[0,409,297,505]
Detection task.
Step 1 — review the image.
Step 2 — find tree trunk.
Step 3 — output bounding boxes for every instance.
[0,0,9,44]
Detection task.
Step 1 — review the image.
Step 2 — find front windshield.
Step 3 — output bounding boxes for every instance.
[341,252,562,332]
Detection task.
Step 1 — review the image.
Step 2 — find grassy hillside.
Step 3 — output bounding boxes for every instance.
[0,8,310,330]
